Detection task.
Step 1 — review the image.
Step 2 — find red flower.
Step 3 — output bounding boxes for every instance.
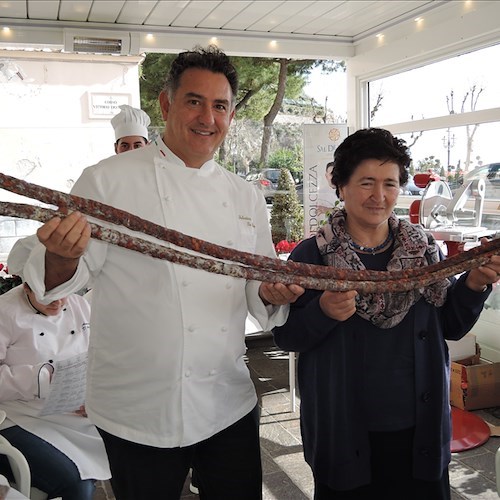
[0,263,4,272]
[275,240,299,254]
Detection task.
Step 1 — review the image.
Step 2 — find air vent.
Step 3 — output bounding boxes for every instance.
[63,30,139,55]
[73,36,123,54]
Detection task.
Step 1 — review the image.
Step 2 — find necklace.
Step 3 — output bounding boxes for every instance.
[349,228,394,255]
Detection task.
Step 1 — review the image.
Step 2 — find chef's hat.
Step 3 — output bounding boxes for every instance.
[111,105,150,141]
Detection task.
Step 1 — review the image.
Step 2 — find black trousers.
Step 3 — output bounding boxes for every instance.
[98,405,262,500]
[314,427,451,500]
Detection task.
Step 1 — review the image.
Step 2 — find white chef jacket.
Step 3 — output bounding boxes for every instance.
[0,285,110,480]
[23,139,289,448]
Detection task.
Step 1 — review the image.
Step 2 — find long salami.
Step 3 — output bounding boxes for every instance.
[1,172,500,287]
[1,201,499,293]
[0,172,379,281]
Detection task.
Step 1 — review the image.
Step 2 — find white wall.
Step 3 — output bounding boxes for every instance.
[0,51,144,261]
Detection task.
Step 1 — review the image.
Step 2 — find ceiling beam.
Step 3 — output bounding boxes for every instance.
[0,18,354,59]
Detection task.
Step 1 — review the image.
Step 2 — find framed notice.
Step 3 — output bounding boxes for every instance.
[302,124,348,238]
[88,92,131,118]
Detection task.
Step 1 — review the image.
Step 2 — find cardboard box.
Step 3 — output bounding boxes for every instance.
[452,342,481,366]
[450,345,500,410]
[446,333,477,361]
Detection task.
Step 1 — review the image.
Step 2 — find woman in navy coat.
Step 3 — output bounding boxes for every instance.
[274,128,500,500]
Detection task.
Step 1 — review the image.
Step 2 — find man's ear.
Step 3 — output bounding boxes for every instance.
[159,91,170,121]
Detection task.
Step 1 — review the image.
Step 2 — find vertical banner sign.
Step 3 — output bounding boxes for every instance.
[303,124,348,238]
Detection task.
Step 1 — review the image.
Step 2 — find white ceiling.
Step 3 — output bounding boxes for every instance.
[0,0,450,59]
[0,0,443,40]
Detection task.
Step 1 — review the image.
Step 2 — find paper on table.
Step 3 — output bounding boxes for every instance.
[38,352,88,416]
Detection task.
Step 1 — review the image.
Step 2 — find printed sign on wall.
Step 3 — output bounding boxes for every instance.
[88,92,130,118]
[302,124,348,238]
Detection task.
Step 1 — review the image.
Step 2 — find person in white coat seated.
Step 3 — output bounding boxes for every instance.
[0,282,110,500]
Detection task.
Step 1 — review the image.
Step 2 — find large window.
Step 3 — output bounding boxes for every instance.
[369,43,500,173]
[369,43,500,126]
[368,43,500,231]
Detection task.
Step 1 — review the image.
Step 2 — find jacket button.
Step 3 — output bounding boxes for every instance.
[48,359,53,363]
[70,330,75,335]
[422,392,431,403]
[39,332,44,336]
[419,331,427,340]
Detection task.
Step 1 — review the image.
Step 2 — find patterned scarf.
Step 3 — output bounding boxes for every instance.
[316,209,451,328]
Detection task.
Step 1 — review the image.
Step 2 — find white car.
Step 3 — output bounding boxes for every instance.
[402,174,424,196]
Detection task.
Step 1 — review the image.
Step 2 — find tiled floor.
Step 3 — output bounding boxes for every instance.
[94,332,500,500]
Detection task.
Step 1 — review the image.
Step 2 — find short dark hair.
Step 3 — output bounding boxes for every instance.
[164,45,238,106]
[115,137,148,146]
[328,128,411,198]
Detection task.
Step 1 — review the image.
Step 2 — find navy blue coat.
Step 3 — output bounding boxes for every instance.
[273,236,490,490]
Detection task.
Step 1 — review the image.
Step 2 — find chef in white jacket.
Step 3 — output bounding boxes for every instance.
[19,45,304,500]
[0,282,110,500]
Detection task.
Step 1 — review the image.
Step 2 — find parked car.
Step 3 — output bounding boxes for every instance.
[245,168,299,203]
[402,174,424,196]
[245,168,281,203]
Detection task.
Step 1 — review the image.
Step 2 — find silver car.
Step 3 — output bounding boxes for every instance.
[245,168,282,203]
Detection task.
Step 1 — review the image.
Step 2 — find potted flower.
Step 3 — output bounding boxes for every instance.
[275,240,298,258]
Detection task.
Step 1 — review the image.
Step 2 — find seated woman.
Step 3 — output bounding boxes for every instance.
[0,281,110,500]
